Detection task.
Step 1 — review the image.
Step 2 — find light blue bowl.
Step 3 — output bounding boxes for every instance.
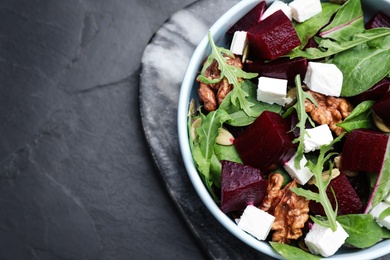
[178,1,390,259]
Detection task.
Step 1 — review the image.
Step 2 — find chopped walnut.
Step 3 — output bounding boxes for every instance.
[305,90,354,136]
[261,174,310,244]
[196,55,243,112]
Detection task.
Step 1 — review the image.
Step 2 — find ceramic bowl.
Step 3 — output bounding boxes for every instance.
[178,0,390,259]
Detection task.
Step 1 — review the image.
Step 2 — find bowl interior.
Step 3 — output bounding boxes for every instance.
[178,0,390,259]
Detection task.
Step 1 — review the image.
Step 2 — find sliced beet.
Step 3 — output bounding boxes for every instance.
[309,173,364,216]
[341,129,389,173]
[220,160,268,213]
[234,111,296,172]
[227,1,266,34]
[247,10,301,60]
[350,77,389,105]
[365,11,390,29]
[244,57,307,84]
[372,91,390,127]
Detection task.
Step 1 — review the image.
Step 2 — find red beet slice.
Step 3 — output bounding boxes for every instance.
[234,111,296,172]
[365,11,390,29]
[350,77,389,105]
[341,129,389,173]
[227,1,266,34]
[220,160,268,213]
[244,57,307,84]
[247,10,301,60]
[372,91,390,127]
[309,173,364,216]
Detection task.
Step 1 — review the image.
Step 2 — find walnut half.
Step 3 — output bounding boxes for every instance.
[261,174,310,244]
[305,90,354,136]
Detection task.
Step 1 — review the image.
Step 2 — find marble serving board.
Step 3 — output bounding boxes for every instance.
[139,0,274,259]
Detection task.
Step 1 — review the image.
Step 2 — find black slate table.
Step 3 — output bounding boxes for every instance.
[2,0,390,259]
[0,0,208,259]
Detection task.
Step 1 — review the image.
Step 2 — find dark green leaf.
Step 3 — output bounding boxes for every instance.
[337,214,386,248]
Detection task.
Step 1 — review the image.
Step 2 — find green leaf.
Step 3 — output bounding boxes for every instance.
[270,242,321,260]
[337,214,386,248]
[334,34,390,96]
[188,109,231,200]
[214,144,242,164]
[379,207,390,220]
[220,80,282,126]
[293,3,341,49]
[283,75,316,169]
[198,32,258,117]
[287,28,390,60]
[320,0,365,42]
[337,100,375,132]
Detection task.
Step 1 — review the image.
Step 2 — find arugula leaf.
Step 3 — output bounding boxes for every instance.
[320,0,365,42]
[188,109,231,200]
[197,32,258,117]
[220,80,282,126]
[270,242,321,260]
[283,75,317,169]
[334,34,390,96]
[337,100,375,132]
[292,134,345,231]
[287,28,390,60]
[337,214,387,248]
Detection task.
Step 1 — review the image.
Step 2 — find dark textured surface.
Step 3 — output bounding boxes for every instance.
[0,0,208,259]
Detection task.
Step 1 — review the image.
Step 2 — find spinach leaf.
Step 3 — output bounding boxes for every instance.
[337,214,385,248]
[214,144,242,164]
[379,207,390,220]
[337,100,375,132]
[293,3,341,49]
[219,80,281,126]
[320,0,364,42]
[270,242,321,260]
[334,34,390,97]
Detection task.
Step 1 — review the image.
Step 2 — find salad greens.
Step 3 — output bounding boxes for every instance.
[187,0,390,258]
[291,134,344,231]
[197,33,258,117]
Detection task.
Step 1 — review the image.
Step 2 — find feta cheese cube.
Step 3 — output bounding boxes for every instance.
[257,76,287,106]
[237,205,275,240]
[370,202,390,229]
[304,221,349,257]
[304,124,333,153]
[384,194,390,204]
[289,0,322,23]
[284,153,313,185]
[230,31,247,55]
[304,62,343,97]
[261,0,292,21]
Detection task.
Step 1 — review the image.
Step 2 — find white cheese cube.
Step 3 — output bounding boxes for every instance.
[257,76,287,106]
[289,0,322,23]
[237,205,275,240]
[230,31,247,55]
[304,62,343,97]
[284,153,313,185]
[303,124,333,153]
[304,221,349,257]
[261,0,292,21]
[384,194,390,204]
[370,202,390,230]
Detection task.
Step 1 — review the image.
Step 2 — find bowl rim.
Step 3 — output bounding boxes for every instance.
[177,0,390,259]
